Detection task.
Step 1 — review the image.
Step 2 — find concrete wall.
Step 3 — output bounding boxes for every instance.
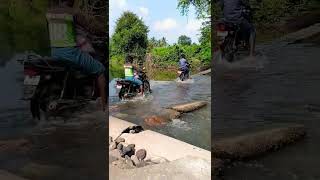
[109,116,211,162]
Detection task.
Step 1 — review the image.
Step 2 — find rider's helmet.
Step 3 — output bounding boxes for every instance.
[180,53,186,59]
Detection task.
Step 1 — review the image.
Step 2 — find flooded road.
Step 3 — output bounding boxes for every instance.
[109,74,211,150]
[214,37,320,179]
[0,56,107,180]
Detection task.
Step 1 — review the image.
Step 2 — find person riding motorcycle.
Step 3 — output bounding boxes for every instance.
[179,54,190,78]
[218,0,256,57]
[123,55,144,96]
[46,0,106,111]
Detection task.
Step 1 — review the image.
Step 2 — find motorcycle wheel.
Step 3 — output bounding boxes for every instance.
[144,81,151,93]
[223,37,236,62]
[119,87,126,100]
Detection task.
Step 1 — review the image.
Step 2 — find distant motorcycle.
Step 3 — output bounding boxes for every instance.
[17,53,101,120]
[116,70,151,100]
[216,7,253,62]
[177,63,191,81]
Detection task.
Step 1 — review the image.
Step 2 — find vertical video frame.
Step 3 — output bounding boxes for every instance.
[0,0,108,179]
[108,0,212,179]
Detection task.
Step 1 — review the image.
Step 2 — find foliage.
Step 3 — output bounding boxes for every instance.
[111,11,149,64]
[150,43,210,67]
[178,35,192,46]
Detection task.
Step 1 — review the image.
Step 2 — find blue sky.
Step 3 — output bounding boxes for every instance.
[109,0,203,44]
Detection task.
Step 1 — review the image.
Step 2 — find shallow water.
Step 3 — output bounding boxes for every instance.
[109,74,211,150]
[214,42,320,179]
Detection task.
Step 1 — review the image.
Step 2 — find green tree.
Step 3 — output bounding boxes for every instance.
[159,37,168,47]
[111,11,149,63]
[178,35,192,45]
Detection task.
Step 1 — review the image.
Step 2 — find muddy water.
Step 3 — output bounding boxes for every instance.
[0,4,107,179]
[214,41,320,179]
[109,74,211,151]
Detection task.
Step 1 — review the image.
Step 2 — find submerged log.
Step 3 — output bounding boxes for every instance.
[169,101,207,113]
[213,124,306,160]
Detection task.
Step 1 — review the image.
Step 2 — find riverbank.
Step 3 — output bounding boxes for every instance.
[109,116,211,180]
[256,1,320,43]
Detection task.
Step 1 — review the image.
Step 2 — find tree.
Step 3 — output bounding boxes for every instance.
[178,35,192,46]
[159,37,168,47]
[111,11,149,63]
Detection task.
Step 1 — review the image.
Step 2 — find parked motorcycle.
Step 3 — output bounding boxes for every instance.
[116,70,151,100]
[17,53,101,120]
[216,7,253,62]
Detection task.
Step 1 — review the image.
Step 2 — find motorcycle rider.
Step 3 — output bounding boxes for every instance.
[179,54,190,78]
[123,55,144,96]
[45,0,106,111]
[219,0,256,57]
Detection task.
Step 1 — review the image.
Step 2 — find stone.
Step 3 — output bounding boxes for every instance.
[136,149,147,161]
[125,155,134,167]
[122,144,135,157]
[131,155,140,166]
[109,142,117,151]
[129,130,135,134]
[144,116,168,127]
[116,143,123,151]
[115,137,125,143]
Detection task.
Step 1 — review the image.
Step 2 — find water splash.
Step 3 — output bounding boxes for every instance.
[169,119,191,130]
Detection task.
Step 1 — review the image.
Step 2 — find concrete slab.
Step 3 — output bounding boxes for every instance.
[109,116,137,138]
[109,116,211,162]
[109,156,211,180]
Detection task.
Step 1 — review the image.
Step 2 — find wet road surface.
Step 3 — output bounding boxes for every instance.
[214,36,320,179]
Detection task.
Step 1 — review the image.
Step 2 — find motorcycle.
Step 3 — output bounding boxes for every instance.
[17,53,102,120]
[116,70,151,100]
[216,7,254,62]
[177,63,191,81]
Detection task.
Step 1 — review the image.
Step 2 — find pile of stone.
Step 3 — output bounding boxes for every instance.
[109,136,151,169]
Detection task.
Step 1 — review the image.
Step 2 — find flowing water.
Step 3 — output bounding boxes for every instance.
[109,73,211,151]
[0,2,107,179]
[214,38,320,179]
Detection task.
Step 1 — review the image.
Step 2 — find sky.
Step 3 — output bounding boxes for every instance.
[109,0,203,44]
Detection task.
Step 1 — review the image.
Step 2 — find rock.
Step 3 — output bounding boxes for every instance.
[122,144,135,157]
[131,155,140,166]
[115,137,125,143]
[144,116,168,127]
[169,101,207,113]
[125,155,134,167]
[109,142,117,151]
[116,143,123,151]
[161,109,181,119]
[136,149,147,161]
[129,130,135,134]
